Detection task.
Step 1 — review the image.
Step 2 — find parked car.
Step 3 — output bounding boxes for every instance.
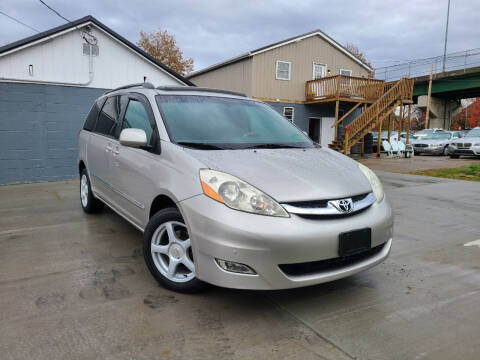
[413,128,444,140]
[443,131,464,155]
[448,127,480,158]
[78,83,393,292]
[412,131,452,156]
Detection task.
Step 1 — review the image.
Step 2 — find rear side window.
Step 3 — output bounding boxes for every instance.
[83,98,105,131]
[122,100,154,146]
[94,96,121,137]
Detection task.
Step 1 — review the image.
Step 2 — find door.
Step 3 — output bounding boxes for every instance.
[87,96,122,202]
[313,63,326,80]
[308,117,321,143]
[110,94,160,228]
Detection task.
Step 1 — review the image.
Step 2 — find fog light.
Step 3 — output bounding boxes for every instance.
[216,259,256,274]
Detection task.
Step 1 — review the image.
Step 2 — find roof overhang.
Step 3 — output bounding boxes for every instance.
[188,29,373,78]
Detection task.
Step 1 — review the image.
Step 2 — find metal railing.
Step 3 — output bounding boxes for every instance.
[375,48,480,81]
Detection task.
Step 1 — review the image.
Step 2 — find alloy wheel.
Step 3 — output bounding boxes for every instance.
[150,221,195,282]
[80,174,88,207]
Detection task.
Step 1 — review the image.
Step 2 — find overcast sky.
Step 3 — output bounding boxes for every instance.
[1,0,479,71]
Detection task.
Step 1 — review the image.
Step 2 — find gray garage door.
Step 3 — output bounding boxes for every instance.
[0,82,106,184]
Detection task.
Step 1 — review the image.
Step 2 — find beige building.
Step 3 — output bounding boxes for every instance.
[187,29,373,146]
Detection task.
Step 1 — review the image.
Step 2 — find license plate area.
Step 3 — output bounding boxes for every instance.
[338,228,371,257]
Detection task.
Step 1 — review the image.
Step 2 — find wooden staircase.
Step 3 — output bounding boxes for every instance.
[329,77,414,154]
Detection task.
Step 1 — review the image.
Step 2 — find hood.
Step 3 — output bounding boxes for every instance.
[458,136,480,143]
[183,147,372,202]
[416,139,450,145]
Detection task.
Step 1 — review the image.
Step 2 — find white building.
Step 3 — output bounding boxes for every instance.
[0,15,192,184]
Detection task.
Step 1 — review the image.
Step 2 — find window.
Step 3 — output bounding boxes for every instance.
[312,63,326,79]
[340,69,352,76]
[122,100,154,146]
[276,61,291,80]
[283,107,294,122]
[83,98,105,131]
[94,96,121,137]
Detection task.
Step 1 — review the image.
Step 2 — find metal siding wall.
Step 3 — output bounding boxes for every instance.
[252,36,370,101]
[188,58,253,96]
[0,26,184,89]
[0,82,105,184]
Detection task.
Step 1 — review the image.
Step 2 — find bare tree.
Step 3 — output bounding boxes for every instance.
[345,43,373,76]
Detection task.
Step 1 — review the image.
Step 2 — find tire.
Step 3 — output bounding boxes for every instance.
[414,151,419,156]
[80,169,104,214]
[449,154,460,159]
[143,207,206,293]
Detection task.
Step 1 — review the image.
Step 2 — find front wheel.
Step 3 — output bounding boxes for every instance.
[449,154,460,159]
[80,169,104,214]
[143,208,206,293]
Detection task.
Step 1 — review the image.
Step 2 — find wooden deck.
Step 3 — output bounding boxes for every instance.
[305,75,386,104]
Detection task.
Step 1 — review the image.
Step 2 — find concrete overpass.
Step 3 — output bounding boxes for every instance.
[376,48,480,129]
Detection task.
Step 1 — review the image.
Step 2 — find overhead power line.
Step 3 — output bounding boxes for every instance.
[0,10,40,33]
[38,0,71,23]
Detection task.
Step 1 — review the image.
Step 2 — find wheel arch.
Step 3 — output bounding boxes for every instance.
[149,194,178,219]
[79,160,86,175]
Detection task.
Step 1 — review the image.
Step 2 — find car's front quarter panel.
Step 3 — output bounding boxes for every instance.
[141,141,206,226]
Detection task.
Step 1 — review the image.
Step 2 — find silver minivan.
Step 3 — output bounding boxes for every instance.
[78,83,393,292]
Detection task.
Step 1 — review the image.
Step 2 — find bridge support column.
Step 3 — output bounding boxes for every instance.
[417,96,462,129]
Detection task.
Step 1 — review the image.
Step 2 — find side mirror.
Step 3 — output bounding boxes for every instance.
[119,128,147,148]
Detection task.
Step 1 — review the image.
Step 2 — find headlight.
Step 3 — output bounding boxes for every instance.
[358,163,384,203]
[199,169,289,217]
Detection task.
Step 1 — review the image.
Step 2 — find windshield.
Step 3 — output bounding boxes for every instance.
[465,129,480,137]
[156,95,314,149]
[424,133,451,140]
[416,129,434,136]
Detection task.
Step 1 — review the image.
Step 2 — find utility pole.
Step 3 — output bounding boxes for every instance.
[425,65,434,129]
[442,0,451,73]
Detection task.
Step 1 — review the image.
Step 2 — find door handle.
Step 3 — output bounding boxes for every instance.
[113,146,120,155]
[105,143,112,152]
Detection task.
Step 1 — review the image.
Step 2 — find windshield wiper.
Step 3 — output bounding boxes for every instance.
[177,142,227,150]
[246,143,304,149]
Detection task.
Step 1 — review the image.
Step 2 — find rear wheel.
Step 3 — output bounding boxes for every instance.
[143,207,206,293]
[80,169,104,214]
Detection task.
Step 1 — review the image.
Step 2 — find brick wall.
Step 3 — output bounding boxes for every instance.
[0,82,106,184]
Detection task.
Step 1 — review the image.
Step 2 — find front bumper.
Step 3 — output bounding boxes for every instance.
[452,147,480,156]
[414,146,444,154]
[179,194,393,290]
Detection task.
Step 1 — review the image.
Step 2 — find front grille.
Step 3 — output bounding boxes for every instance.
[286,193,369,209]
[278,243,385,277]
[414,143,428,148]
[282,193,374,218]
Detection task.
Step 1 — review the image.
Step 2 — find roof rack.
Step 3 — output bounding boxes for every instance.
[105,82,154,94]
[156,86,247,97]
